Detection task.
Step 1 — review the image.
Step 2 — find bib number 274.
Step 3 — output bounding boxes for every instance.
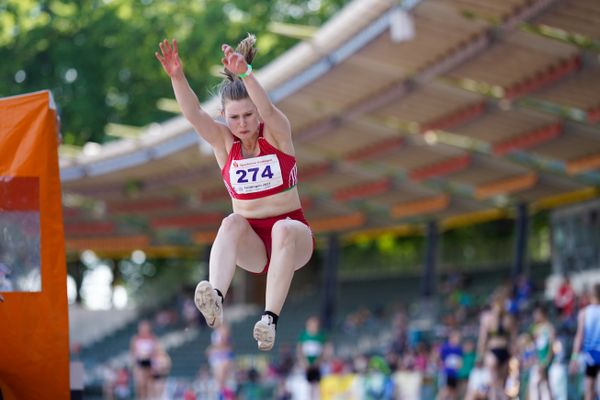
[236,165,274,183]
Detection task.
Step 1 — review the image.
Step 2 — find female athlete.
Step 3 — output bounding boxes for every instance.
[156,34,314,351]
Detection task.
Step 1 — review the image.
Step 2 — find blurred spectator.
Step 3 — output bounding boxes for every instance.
[465,361,491,400]
[437,330,463,400]
[115,367,131,400]
[207,324,235,399]
[320,359,355,400]
[389,310,408,356]
[549,338,568,400]
[441,272,463,296]
[352,354,369,375]
[151,343,171,399]
[183,388,197,400]
[192,366,218,399]
[458,338,477,393]
[422,344,438,400]
[298,316,327,398]
[578,284,591,309]
[274,378,292,400]
[319,342,337,376]
[529,304,555,399]
[504,357,520,398]
[570,283,600,400]
[513,274,534,316]
[237,367,265,400]
[182,298,200,327]
[554,275,575,321]
[130,320,158,400]
[414,343,430,373]
[102,365,131,400]
[553,315,574,400]
[154,308,178,328]
[476,290,516,399]
[101,363,117,400]
[362,355,394,400]
[70,343,85,400]
[393,352,422,400]
[517,332,536,372]
[384,350,400,373]
[272,343,295,378]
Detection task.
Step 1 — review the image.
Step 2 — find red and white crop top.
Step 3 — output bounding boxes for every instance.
[221,123,298,200]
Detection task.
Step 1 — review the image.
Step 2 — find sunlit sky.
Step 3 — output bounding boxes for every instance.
[68,250,131,309]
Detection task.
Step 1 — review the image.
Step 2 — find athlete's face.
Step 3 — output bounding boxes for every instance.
[223,98,260,139]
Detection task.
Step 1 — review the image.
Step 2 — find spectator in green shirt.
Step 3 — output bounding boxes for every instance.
[298,316,327,396]
[459,339,477,397]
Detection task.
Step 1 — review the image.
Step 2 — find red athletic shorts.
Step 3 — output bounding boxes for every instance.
[246,208,314,274]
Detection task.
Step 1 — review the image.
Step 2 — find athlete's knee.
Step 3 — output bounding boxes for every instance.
[219,213,247,236]
[272,220,296,250]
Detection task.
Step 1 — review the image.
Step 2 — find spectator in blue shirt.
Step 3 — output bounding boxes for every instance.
[439,330,463,400]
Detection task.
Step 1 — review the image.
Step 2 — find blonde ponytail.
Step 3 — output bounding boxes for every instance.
[222,33,257,83]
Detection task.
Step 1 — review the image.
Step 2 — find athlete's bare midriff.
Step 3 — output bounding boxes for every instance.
[231,186,301,219]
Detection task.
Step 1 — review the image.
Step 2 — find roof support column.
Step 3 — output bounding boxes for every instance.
[421,220,438,298]
[72,260,84,305]
[513,203,529,278]
[321,233,339,331]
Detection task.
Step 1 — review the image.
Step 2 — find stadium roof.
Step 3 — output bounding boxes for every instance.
[59,0,600,255]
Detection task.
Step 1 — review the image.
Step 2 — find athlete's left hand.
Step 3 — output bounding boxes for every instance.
[221,44,249,75]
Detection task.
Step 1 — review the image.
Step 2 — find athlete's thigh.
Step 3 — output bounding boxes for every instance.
[272,219,313,271]
[234,220,268,273]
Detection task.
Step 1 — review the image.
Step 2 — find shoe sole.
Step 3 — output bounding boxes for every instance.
[253,321,275,351]
[194,281,221,328]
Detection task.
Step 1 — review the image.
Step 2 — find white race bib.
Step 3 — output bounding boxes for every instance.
[229,154,283,194]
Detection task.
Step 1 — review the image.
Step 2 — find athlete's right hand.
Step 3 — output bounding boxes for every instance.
[155,39,183,78]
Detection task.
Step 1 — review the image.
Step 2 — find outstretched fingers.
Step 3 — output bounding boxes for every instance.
[222,44,234,57]
[156,39,180,74]
[163,39,172,53]
[159,39,175,58]
[221,56,230,69]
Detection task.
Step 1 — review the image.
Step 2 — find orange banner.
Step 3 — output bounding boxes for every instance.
[0,91,70,399]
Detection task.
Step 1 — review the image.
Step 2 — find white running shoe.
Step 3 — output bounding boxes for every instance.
[253,314,276,351]
[194,281,223,328]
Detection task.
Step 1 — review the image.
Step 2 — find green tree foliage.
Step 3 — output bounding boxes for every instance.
[0,0,349,145]
[340,216,552,277]
[341,234,426,277]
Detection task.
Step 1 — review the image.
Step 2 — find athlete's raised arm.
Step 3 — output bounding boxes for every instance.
[221,37,292,149]
[156,39,228,150]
